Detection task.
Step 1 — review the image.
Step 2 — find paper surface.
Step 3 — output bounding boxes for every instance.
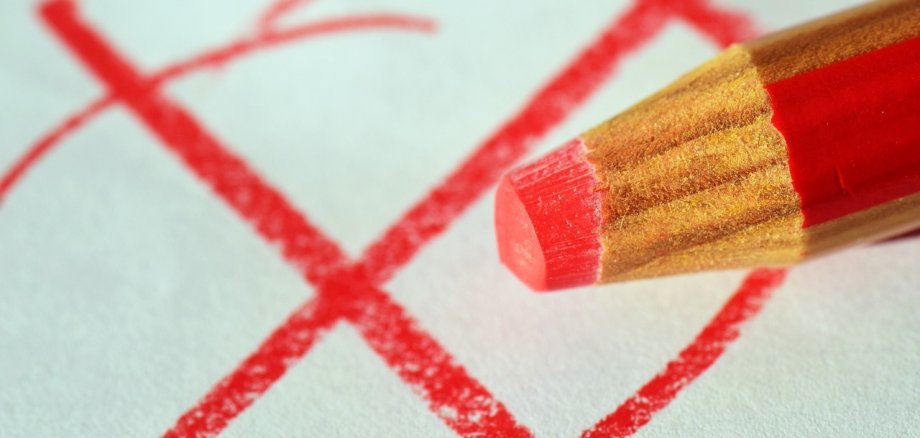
[1,0,918,436]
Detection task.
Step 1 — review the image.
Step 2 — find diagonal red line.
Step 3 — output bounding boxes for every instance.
[355,289,531,436]
[310,272,535,436]
[166,296,341,438]
[582,268,788,438]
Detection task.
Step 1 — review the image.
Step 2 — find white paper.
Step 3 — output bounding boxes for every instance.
[1,0,917,436]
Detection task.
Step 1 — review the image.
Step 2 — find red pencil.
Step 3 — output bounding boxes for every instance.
[495,0,920,291]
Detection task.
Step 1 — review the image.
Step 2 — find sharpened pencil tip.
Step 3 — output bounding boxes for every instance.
[495,138,601,291]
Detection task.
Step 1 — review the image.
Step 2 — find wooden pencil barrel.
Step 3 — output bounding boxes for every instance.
[581,0,920,283]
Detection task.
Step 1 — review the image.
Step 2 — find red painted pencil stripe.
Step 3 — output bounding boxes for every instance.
[41,0,350,284]
[164,297,342,438]
[357,0,676,285]
[582,268,788,438]
[766,36,920,226]
[1,7,431,211]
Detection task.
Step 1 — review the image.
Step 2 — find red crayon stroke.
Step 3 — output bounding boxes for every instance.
[0,3,431,208]
[168,297,341,438]
[28,0,787,437]
[582,268,788,438]
[169,281,531,437]
[323,274,533,437]
[0,96,112,204]
[40,2,527,437]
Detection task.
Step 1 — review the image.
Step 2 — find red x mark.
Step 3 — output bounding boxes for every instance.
[5,0,788,436]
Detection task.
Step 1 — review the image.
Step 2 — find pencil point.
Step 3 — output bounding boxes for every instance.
[495,139,601,291]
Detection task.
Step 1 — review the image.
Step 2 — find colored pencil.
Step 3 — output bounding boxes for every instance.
[494,0,920,290]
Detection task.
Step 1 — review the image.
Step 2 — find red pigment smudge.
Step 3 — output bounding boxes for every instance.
[766,36,920,226]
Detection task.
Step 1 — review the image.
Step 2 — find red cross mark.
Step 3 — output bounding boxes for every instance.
[4,0,788,436]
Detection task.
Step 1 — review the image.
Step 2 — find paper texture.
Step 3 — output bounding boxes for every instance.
[1,0,917,436]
